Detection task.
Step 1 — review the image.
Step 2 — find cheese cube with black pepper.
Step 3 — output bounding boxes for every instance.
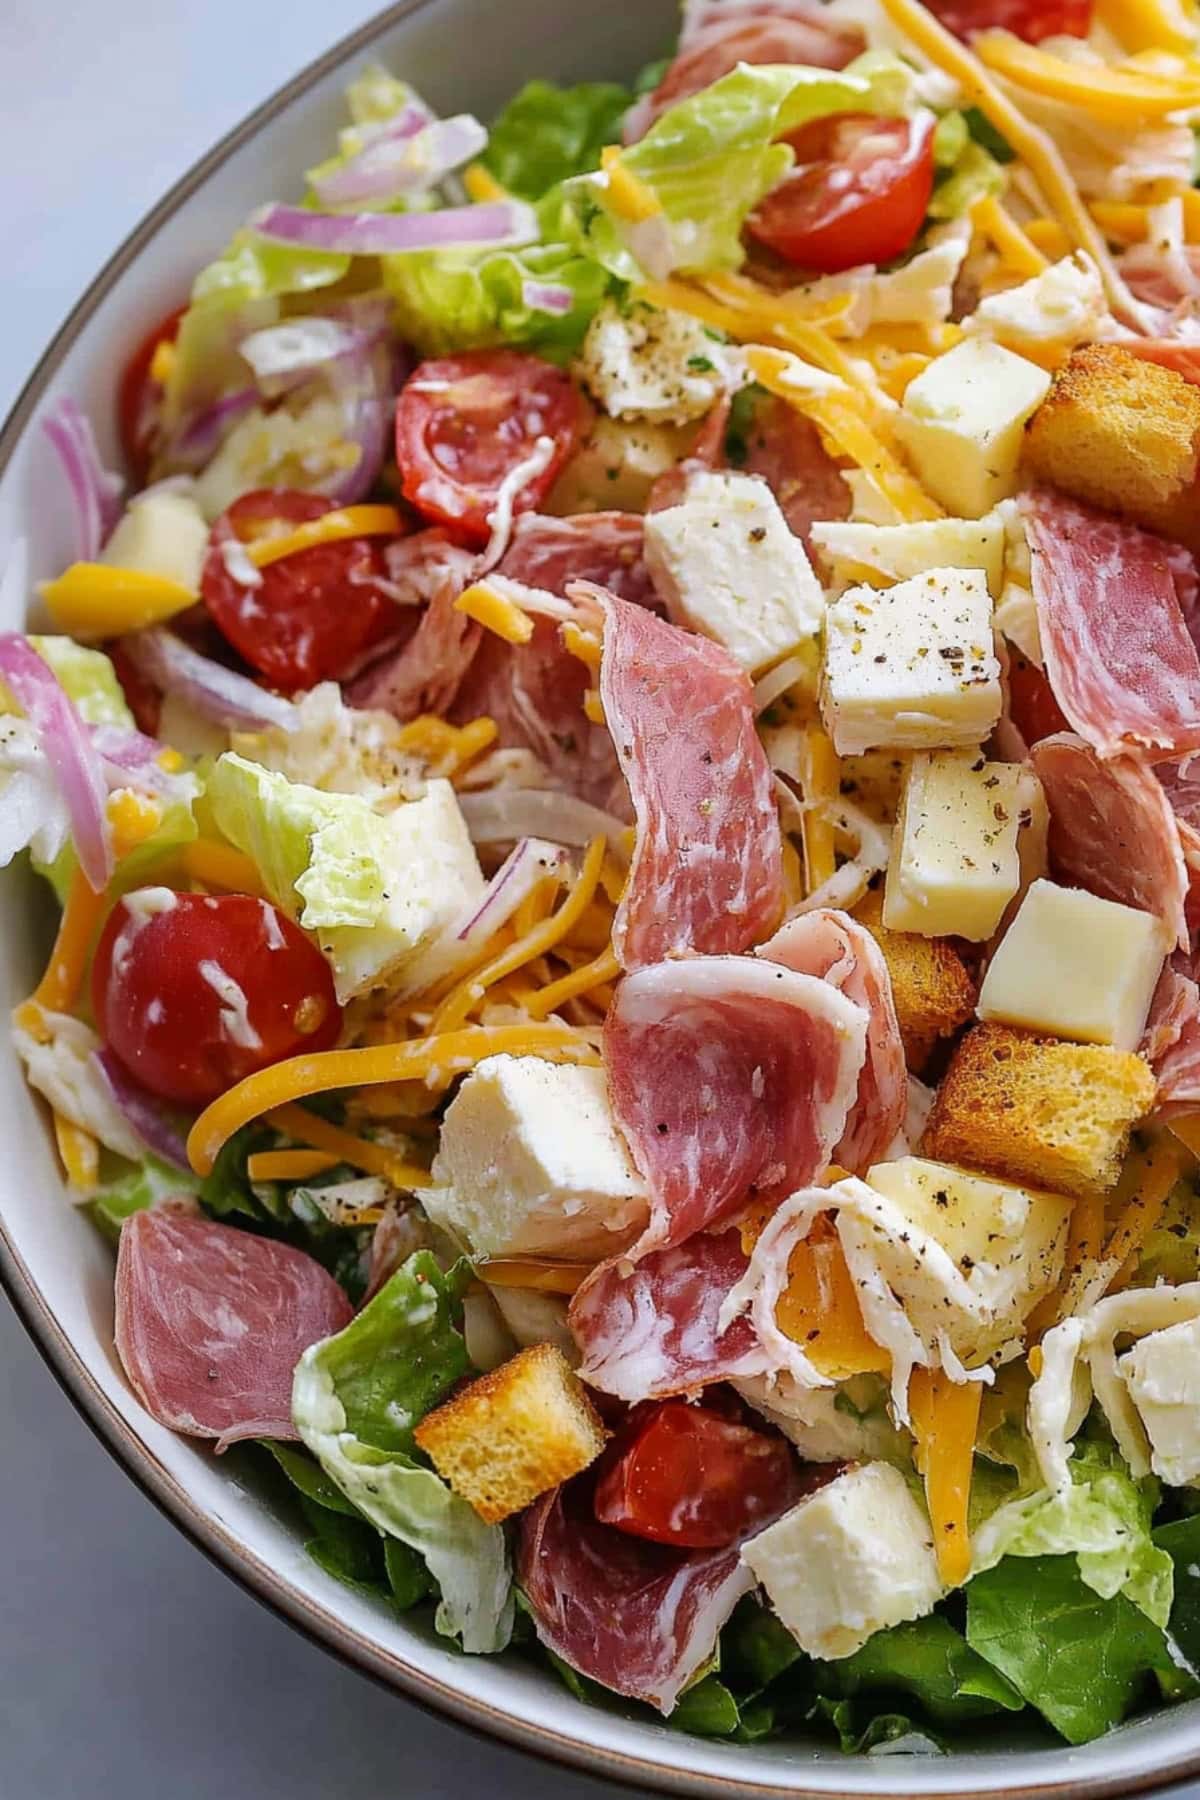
[820,566,1002,757]
[883,750,1037,941]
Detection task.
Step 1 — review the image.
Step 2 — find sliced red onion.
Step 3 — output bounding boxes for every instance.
[0,621,112,890]
[42,398,124,561]
[458,788,628,852]
[251,199,538,258]
[311,114,488,208]
[238,318,365,387]
[93,1048,192,1171]
[122,630,298,733]
[454,836,568,948]
[323,339,399,506]
[168,387,259,471]
[521,279,575,317]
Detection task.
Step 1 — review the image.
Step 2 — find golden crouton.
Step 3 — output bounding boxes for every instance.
[921,1022,1157,1198]
[414,1343,606,1524]
[853,888,976,1072]
[1024,345,1200,551]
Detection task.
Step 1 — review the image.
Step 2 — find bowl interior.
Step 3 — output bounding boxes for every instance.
[2,4,1199,1795]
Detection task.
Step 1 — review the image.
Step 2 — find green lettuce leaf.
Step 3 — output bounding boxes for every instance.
[382,233,611,359]
[1154,1515,1200,1676]
[27,638,133,729]
[966,1553,1180,1743]
[805,1696,944,1756]
[812,1615,1024,1727]
[481,79,633,199]
[89,1155,199,1241]
[559,52,918,281]
[970,1440,1173,1627]
[292,1250,513,1653]
[1129,1177,1200,1287]
[928,140,1005,222]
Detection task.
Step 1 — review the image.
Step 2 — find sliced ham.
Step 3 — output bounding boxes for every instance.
[605,956,868,1254]
[624,5,865,142]
[569,1229,770,1401]
[349,533,480,720]
[451,513,654,810]
[518,1478,754,1713]
[1030,733,1189,950]
[1157,759,1200,935]
[758,910,906,1171]
[596,592,785,967]
[1143,962,1200,1115]
[114,1207,352,1451]
[1124,340,1200,389]
[1023,488,1200,761]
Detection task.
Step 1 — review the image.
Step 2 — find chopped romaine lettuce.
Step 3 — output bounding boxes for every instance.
[809,1615,1024,1728]
[382,237,611,359]
[481,79,633,199]
[928,140,1005,222]
[89,1155,198,1241]
[292,1251,513,1652]
[559,53,918,281]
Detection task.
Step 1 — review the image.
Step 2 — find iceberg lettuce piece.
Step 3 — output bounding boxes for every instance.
[292,1251,513,1653]
[382,237,611,359]
[27,637,134,729]
[971,1440,1173,1627]
[559,53,919,282]
[481,79,633,200]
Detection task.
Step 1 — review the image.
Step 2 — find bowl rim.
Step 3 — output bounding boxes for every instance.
[4,8,1200,1797]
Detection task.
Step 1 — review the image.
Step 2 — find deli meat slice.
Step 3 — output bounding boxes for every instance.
[569,1229,770,1400]
[350,538,480,721]
[1022,489,1200,760]
[1030,733,1189,951]
[597,594,785,967]
[624,5,865,141]
[518,1479,754,1713]
[1143,962,1200,1115]
[740,395,851,548]
[115,1207,352,1451]
[605,956,868,1254]
[759,910,906,1170]
[451,513,654,809]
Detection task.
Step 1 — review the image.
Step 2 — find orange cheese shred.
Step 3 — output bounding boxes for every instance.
[909,1366,982,1588]
[245,1148,341,1183]
[265,1102,431,1188]
[479,1259,588,1295]
[33,866,107,1012]
[739,1211,889,1378]
[245,505,403,568]
[526,948,622,1021]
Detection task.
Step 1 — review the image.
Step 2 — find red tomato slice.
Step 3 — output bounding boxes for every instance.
[924,0,1091,42]
[748,113,936,276]
[395,351,583,549]
[200,489,402,692]
[93,892,342,1107]
[117,304,186,483]
[593,1400,805,1549]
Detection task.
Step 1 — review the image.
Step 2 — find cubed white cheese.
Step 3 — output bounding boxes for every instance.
[968,253,1106,359]
[820,566,1002,756]
[810,515,1006,600]
[883,750,1031,941]
[545,415,695,514]
[741,1463,943,1659]
[993,581,1043,668]
[978,879,1169,1051]
[575,299,734,424]
[896,339,1051,518]
[422,1056,649,1260]
[321,779,484,1001]
[1119,1316,1200,1486]
[861,1156,1070,1363]
[101,489,209,593]
[643,470,824,676]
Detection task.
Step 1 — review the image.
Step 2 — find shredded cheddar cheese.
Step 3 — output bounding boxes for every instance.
[396,713,498,779]
[561,621,602,669]
[53,1112,99,1194]
[1097,1145,1179,1292]
[909,1366,982,1588]
[265,1102,430,1188]
[178,840,265,896]
[39,563,196,637]
[600,144,662,222]
[33,867,107,1012]
[107,789,162,857]
[974,28,1200,123]
[479,1259,587,1294]
[525,948,621,1020]
[187,1024,603,1175]
[972,194,1049,279]
[582,688,605,725]
[454,582,536,645]
[463,161,509,203]
[800,726,840,896]
[1097,0,1200,54]
[245,505,403,568]
[245,1148,341,1183]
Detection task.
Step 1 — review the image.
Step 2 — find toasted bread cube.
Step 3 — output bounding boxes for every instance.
[853,888,976,1071]
[922,1022,1157,1198]
[414,1344,606,1524]
[1024,344,1200,552]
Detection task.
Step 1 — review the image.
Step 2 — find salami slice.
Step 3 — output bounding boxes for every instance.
[115,1207,352,1451]
[349,531,480,720]
[605,956,868,1255]
[1031,733,1189,951]
[759,909,906,1171]
[596,592,785,967]
[1144,963,1200,1116]
[739,395,851,548]
[518,1478,754,1713]
[1023,489,1200,761]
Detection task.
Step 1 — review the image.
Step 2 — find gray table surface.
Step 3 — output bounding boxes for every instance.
[0,4,628,1794]
[1,6,1197,1798]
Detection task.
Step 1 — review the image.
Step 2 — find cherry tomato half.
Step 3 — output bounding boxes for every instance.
[117,304,186,483]
[93,892,342,1107]
[200,489,401,692]
[748,113,936,276]
[924,0,1091,43]
[394,350,583,549]
[593,1400,802,1549]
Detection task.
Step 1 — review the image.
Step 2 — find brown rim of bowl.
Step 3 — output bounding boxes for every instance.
[3,8,1200,1797]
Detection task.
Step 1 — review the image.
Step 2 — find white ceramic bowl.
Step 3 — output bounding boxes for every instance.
[3,6,1199,1794]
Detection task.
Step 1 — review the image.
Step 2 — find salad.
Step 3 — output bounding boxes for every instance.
[10,0,1200,1759]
